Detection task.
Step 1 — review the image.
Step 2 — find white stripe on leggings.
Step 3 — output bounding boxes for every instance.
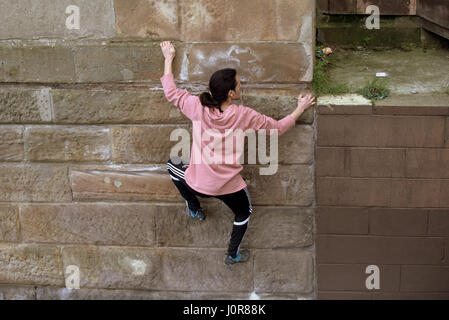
[234,216,250,226]
[167,163,185,176]
[169,174,180,181]
[167,163,185,178]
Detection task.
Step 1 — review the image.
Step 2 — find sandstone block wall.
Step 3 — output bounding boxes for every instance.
[0,0,316,299]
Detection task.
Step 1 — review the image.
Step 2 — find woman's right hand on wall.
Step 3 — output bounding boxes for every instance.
[297,93,316,112]
[290,93,316,121]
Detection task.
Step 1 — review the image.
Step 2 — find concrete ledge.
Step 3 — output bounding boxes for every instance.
[317,94,373,114]
[374,94,449,115]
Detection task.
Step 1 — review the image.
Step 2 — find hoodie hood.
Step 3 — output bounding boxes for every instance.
[203,104,239,130]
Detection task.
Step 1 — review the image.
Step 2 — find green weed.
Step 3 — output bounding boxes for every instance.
[400,43,417,52]
[313,46,351,97]
[357,77,391,102]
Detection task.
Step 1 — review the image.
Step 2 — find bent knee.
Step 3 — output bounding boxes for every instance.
[168,156,183,166]
[234,215,251,226]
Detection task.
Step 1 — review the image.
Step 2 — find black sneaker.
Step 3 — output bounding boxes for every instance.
[225,248,250,265]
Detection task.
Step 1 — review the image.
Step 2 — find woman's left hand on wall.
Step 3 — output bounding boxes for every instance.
[160,41,176,61]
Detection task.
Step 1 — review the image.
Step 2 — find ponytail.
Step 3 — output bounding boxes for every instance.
[199,92,220,108]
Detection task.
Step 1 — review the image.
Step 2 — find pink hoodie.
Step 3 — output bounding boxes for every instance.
[161,73,296,196]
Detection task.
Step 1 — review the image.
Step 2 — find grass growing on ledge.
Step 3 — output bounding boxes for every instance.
[313,45,351,97]
[357,77,391,102]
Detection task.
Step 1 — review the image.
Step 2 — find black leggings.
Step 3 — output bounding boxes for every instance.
[166,157,253,258]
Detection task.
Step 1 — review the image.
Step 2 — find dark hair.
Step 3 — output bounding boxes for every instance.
[199,68,237,112]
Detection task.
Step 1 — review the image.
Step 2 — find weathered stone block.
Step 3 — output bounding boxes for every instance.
[276,125,314,164]
[188,43,311,83]
[181,0,314,41]
[0,0,115,39]
[0,285,36,300]
[254,249,314,293]
[245,207,314,248]
[25,126,111,162]
[61,245,163,290]
[0,126,24,161]
[112,125,190,163]
[115,0,179,40]
[73,42,184,82]
[161,248,253,291]
[52,89,186,124]
[20,203,156,246]
[0,44,76,82]
[0,243,64,286]
[242,165,314,206]
[0,164,72,202]
[70,164,178,202]
[0,204,20,242]
[61,246,253,291]
[0,88,52,123]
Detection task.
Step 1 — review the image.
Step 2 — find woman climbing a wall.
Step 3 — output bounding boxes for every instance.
[160,41,316,265]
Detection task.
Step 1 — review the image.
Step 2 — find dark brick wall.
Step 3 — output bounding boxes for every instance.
[417,0,449,29]
[417,0,449,40]
[315,102,449,299]
[319,0,416,15]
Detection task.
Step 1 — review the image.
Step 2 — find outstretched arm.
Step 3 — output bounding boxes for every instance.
[160,41,199,120]
[245,93,316,136]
